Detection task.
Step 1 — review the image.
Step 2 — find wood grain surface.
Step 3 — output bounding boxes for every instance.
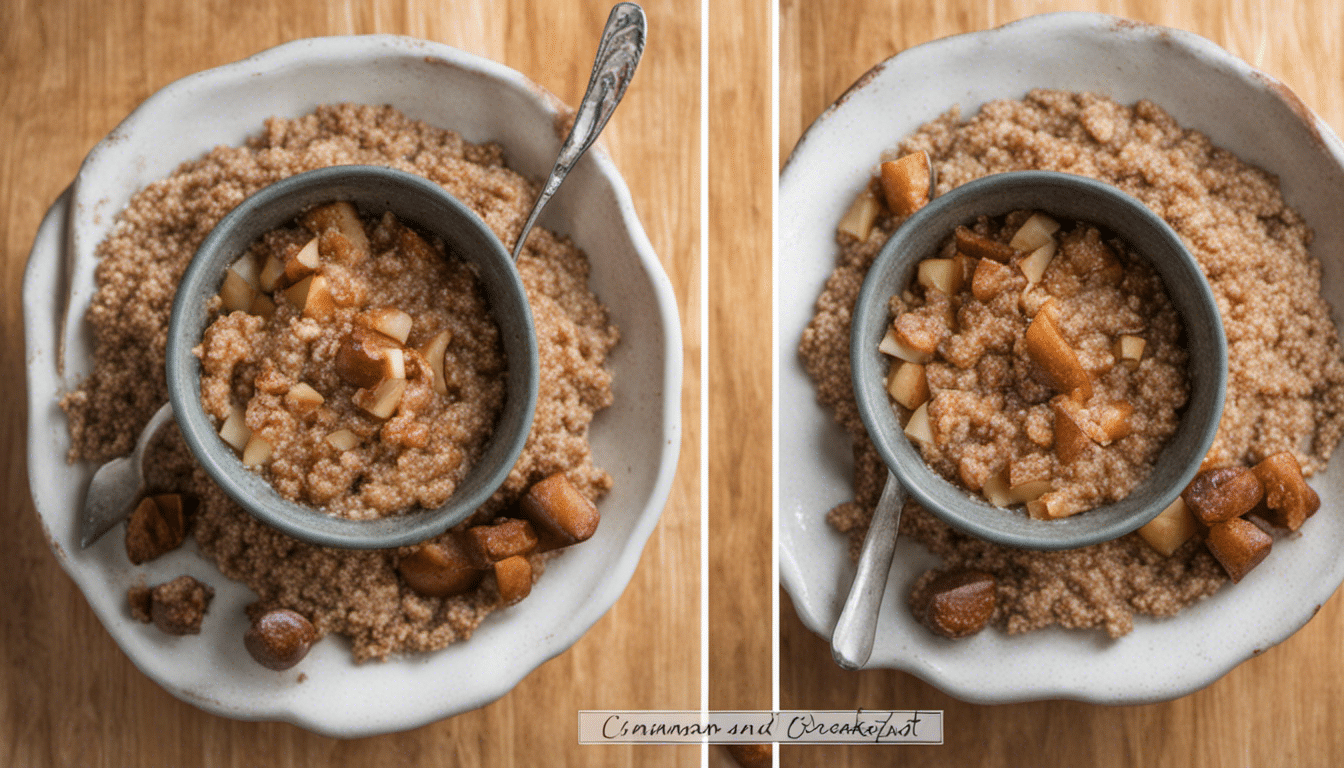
[779,1,1344,767]
[1,1,701,766]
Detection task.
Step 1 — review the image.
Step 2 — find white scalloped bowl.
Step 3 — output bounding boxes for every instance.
[779,12,1344,704]
[24,35,681,736]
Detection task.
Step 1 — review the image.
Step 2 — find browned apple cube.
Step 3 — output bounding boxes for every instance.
[955,226,1017,263]
[1051,397,1094,464]
[1182,466,1265,526]
[916,569,997,639]
[1025,311,1092,400]
[494,555,533,606]
[335,326,402,389]
[1137,496,1198,556]
[837,186,881,241]
[1249,452,1320,531]
[1205,518,1273,583]
[917,258,965,295]
[283,238,321,285]
[301,201,370,264]
[352,378,406,419]
[397,537,483,597]
[462,518,539,567]
[878,151,932,217]
[519,472,601,550]
[886,361,929,410]
[971,257,1019,301]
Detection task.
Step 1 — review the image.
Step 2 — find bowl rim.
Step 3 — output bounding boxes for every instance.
[165,164,541,550]
[25,33,683,736]
[851,170,1228,551]
[778,10,1344,705]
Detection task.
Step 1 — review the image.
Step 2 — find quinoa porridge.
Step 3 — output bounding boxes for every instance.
[198,204,506,520]
[883,210,1189,519]
[61,104,619,661]
[800,90,1344,638]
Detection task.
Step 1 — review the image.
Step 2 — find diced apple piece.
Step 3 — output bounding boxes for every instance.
[283,274,335,320]
[879,327,933,364]
[1052,398,1094,464]
[520,472,602,551]
[1115,335,1146,369]
[878,151,932,217]
[1182,466,1265,526]
[917,258,964,295]
[837,187,881,241]
[283,238,321,284]
[462,518,540,567]
[258,254,286,292]
[1017,240,1057,286]
[353,378,406,419]
[418,330,452,396]
[1025,311,1093,400]
[1008,479,1052,505]
[248,293,275,319]
[241,435,272,467]
[1009,212,1060,252]
[358,307,414,345]
[886,361,929,410]
[326,429,359,451]
[219,405,250,452]
[955,226,1017,263]
[1137,497,1198,557]
[982,470,1013,507]
[1205,518,1272,583]
[335,326,401,389]
[301,201,370,264]
[494,555,533,606]
[1252,452,1320,531]
[383,347,406,380]
[284,382,324,416]
[219,268,257,313]
[893,313,942,357]
[1026,493,1073,520]
[972,258,1018,301]
[904,402,934,446]
[397,537,483,597]
[1095,401,1134,443]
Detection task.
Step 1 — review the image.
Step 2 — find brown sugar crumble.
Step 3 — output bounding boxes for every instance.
[63,104,619,661]
[801,90,1344,638]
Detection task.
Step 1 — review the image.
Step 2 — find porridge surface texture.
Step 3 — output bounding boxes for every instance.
[800,90,1344,638]
[196,210,507,520]
[62,104,619,660]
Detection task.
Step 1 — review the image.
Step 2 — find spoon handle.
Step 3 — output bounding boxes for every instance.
[510,2,646,261]
[831,470,907,670]
[79,402,175,548]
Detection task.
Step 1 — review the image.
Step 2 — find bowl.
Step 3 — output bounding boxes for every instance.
[851,170,1227,551]
[24,35,681,736]
[166,165,540,550]
[779,11,1344,704]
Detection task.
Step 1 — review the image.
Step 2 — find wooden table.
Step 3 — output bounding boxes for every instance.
[1,1,700,766]
[779,1,1344,766]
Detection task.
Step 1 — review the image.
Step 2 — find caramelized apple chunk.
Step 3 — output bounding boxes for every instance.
[1205,518,1273,583]
[519,473,601,551]
[1182,466,1265,526]
[1251,452,1319,531]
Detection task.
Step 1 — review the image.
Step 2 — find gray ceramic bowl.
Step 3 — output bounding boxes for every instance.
[165,165,539,550]
[851,170,1227,550]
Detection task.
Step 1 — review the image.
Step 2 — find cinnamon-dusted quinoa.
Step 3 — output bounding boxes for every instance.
[801,90,1344,637]
[62,104,619,660]
[197,208,507,521]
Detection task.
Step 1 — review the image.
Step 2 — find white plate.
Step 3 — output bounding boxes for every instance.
[779,12,1344,704]
[24,35,682,737]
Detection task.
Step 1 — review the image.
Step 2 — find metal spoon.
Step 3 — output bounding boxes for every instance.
[831,470,907,670]
[79,402,174,548]
[510,2,646,261]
